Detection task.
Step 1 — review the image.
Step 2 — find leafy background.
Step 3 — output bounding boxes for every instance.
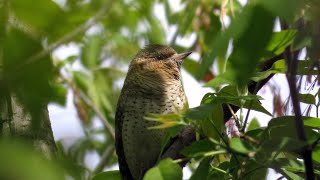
[1,0,320,179]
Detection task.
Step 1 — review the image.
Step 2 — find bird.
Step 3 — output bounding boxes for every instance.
[115,44,191,180]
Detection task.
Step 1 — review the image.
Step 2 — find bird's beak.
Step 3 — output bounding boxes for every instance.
[174,51,192,60]
[173,51,192,66]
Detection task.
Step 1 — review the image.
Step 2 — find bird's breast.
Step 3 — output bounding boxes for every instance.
[120,82,186,179]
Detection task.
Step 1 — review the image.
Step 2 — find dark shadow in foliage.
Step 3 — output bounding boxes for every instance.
[2,28,59,129]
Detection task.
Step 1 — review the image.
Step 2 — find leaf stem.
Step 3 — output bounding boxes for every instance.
[227,104,241,129]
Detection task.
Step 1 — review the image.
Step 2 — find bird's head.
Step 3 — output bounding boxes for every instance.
[127,45,192,83]
[133,44,191,66]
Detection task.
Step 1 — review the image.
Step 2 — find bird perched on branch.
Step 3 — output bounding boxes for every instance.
[115,45,191,180]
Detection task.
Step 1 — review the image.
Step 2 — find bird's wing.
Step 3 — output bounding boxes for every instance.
[115,99,134,180]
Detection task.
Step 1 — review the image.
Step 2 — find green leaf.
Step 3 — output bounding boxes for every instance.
[186,103,215,120]
[175,0,197,36]
[217,86,272,116]
[203,12,221,46]
[81,35,103,69]
[303,117,320,129]
[143,159,182,180]
[247,118,260,131]
[198,32,229,79]
[312,144,320,163]
[202,104,225,141]
[209,162,230,179]
[267,116,320,144]
[92,171,121,180]
[145,16,166,44]
[264,30,297,58]
[181,140,216,158]
[259,0,303,22]
[245,128,264,141]
[11,0,66,37]
[73,71,91,92]
[281,170,304,180]
[145,112,185,130]
[242,160,268,180]
[51,83,67,106]
[0,141,63,180]
[261,59,316,75]
[205,71,234,90]
[189,157,211,180]
[271,59,286,73]
[4,28,55,127]
[299,93,316,105]
[89,72,113,112]
[261,137,306,152]
[230,138,255,154]
[228,5,275,86]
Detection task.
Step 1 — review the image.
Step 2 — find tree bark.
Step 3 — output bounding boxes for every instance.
[0,92,56,158]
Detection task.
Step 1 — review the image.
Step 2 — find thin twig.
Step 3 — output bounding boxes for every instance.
[209,118,240,164]
[77,90,115,141]
[241,81,261,132]
[62,75,115,141]
[227,104,240,129]
[92,145,115,174]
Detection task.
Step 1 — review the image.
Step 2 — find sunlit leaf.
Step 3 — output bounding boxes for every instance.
[229,138,255,154]
[299,93,316,105]
[81,34,103,69]
[312,144,320,163]
[143,159,182,180]
[92,171,121,180]
[247,118,260,131]
[72,71,91,92]
[264,30,297,58]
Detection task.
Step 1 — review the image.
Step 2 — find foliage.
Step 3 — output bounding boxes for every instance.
[1,0,320,180]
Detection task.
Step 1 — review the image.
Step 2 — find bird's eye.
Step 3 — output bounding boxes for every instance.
[156,55,163,60]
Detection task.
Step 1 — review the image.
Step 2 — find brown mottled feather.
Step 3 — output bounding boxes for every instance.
[115,45,189,180]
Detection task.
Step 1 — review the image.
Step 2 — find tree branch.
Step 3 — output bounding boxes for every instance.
[281,19,314,180]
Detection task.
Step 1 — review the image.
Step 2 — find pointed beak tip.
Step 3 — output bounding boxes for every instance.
[177,51,192,60]
[184,51,192,57]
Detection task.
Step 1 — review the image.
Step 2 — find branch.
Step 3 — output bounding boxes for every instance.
[161,126,196,167]
[281,20,314,180]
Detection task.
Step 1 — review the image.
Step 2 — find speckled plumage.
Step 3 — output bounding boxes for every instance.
[115,45,191,180]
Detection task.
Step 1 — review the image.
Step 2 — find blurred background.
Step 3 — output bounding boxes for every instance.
[1,0,319,179]
[48,0,288,179]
